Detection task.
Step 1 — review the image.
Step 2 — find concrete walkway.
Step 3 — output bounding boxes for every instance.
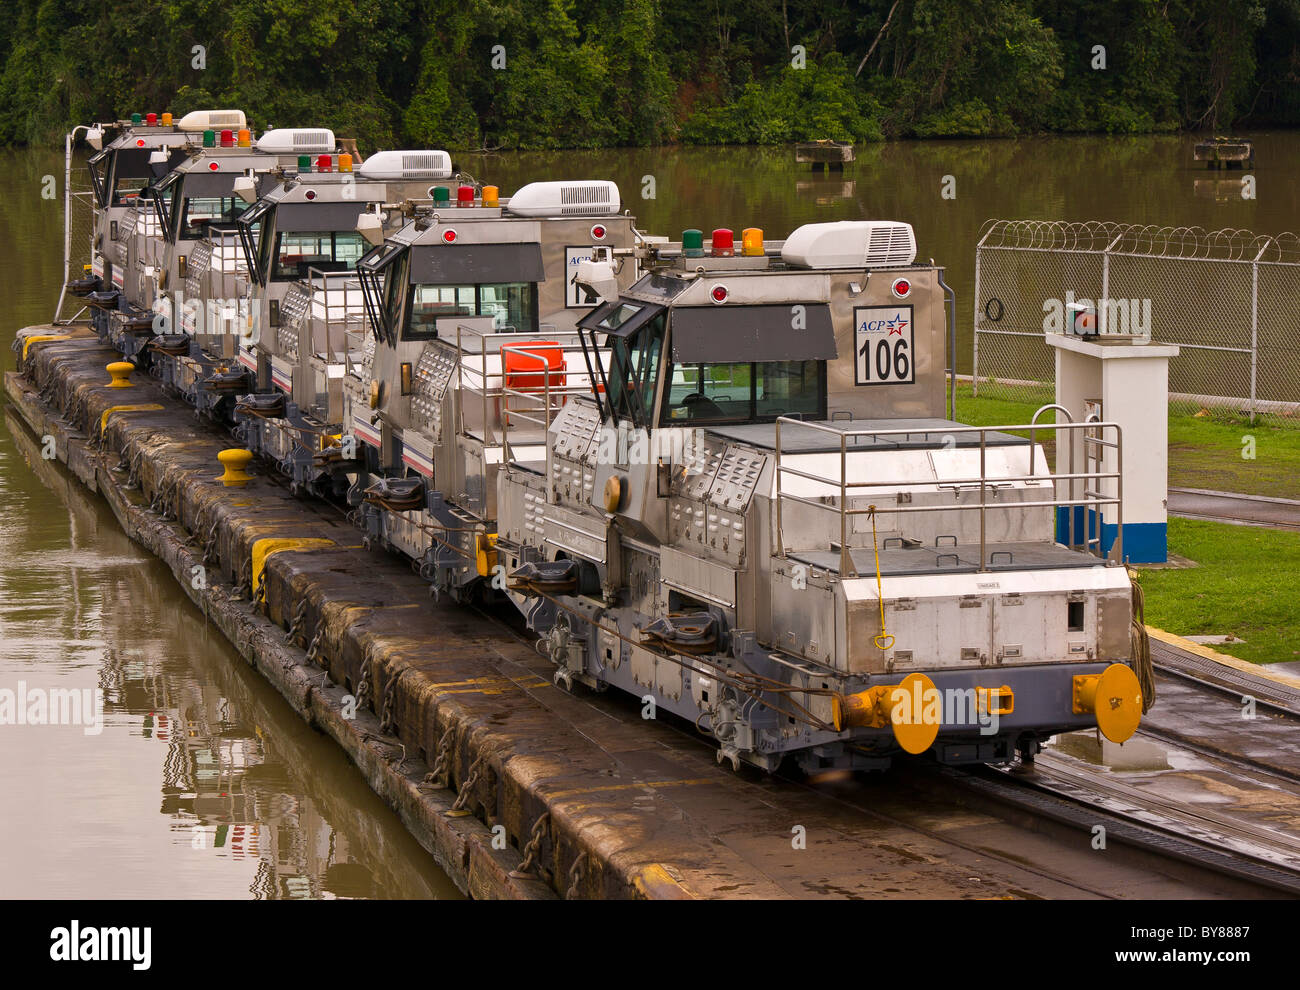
[1167,487,1300,532]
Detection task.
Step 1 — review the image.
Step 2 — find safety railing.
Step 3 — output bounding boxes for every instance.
[304,267,368,364]
[174,228,252,355]
[773,409,1123,576]
[453,323,596,451]
[202,227,250,305]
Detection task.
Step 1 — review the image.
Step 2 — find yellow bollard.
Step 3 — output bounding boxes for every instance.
[106,361,135,388]
[216,448,254,487]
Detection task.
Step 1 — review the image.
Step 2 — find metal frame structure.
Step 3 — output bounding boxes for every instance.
[972,219,1300,421]
[774,412,1124,577]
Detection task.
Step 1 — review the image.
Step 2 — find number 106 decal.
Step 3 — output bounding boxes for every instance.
[854,305,915,386]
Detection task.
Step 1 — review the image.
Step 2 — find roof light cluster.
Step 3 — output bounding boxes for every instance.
[292,154,352,173]
[681,227,764,258]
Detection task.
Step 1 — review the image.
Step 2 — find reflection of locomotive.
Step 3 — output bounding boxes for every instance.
[490,221,1149,772]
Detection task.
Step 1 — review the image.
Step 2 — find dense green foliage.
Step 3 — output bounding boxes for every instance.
[1,0,1297,149]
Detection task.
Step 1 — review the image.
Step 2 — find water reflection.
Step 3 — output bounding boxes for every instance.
[0,409,460,899]
[456,132,1298,372]
[1048,730,1173,772]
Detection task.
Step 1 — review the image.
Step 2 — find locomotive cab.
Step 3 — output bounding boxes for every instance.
[494,221,1148,774]
[81,110,246,339]
[226,150,458,488]
[144,129,339,404]
[350,180,646,597]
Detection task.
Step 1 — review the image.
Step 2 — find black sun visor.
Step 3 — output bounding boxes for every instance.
[409,242,545,284]
[670,303,837,363]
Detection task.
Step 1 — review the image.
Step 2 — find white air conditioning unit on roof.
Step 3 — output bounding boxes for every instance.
[781,220,916,269]
[175,109,248,132]
[256,128,336,154]
[357,150,452,180]
[506,180,620,217]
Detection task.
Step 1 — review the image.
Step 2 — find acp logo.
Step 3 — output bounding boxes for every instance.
[859,312,910,336]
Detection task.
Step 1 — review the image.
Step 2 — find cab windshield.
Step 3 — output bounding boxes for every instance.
[403,282,537,339]
[177,196,246,239]
[662,360,824,424]
[269,231,367,280]
[605,311,666,426]
[112,176,150,207]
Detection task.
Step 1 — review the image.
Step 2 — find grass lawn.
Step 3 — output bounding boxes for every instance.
[954,383,1300,500]
[1132,518,1300,666]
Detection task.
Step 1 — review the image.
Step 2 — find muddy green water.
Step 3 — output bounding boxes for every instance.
[0,133,1295,898]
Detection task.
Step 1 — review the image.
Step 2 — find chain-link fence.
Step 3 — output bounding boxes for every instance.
[972,220,1300,423]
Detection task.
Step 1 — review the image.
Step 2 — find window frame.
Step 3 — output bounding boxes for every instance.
[267,229,368,282]
[400,281,540,341]
[658,357,827,427]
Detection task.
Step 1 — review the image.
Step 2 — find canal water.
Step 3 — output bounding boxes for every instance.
[0,132,1295,898]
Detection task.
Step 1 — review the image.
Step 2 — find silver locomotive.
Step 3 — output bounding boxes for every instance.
[489,220,1147,772]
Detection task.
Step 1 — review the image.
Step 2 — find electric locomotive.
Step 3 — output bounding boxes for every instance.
[350,180,650,599]
[487,220,1148,772]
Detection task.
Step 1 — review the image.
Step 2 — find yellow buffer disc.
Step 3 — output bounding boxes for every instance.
[888,672,941,755]
[1092,663,1144,743]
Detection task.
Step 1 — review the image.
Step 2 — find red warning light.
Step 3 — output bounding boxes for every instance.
[710,284,729,304]
[891,277,911,299]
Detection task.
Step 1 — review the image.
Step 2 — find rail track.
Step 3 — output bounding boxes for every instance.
[1167,487,1300,532]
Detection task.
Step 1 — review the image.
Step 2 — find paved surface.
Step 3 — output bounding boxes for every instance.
[1168,487,1300,531]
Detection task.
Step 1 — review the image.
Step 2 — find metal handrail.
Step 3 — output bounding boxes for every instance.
[305,267,366,363]
[774,417,1124,575]
[453,322,589,446]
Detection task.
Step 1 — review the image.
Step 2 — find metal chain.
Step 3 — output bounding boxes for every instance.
[126,448,143,490]
[510,812,551,879]
[286,600,308,643]
[202,519,220,566]
[305,628,323,665]
[423,726,456,786]
[355,660,373,712]
[254,567,268,608]
[565,851,588,899]
[379,669,400,735]
[449,752,487,812]
[236,559,252,601]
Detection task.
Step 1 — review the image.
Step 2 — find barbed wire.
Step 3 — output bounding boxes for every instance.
[978,219,1300,263]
